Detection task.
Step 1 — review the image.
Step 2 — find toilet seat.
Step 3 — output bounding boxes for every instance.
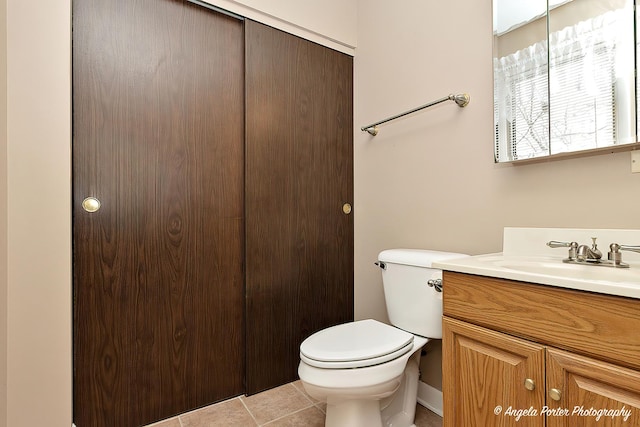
[300,319,414,369]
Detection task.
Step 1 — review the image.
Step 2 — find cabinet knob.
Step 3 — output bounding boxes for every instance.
[549,388,562,401]
[524,378,535,391]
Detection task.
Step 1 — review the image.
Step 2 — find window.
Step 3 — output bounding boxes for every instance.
[494,8,632,162]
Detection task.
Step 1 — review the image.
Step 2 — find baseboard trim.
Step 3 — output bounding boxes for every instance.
[416,380,443,417]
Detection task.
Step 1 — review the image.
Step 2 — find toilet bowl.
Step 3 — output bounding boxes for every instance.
[299,319,427,427]
[298,249,466,427]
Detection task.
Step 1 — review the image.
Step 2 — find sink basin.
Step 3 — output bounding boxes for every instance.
[431,227,640,299]
[484,256,639,284]
[433,253,640,299]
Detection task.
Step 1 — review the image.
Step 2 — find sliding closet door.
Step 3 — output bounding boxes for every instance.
[244,20,354,394]
[73,1,244,425]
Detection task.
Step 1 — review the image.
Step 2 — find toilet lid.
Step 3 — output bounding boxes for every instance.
[300,319,414,369]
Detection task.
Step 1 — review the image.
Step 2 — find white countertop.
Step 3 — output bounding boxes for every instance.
[432,227,640,300]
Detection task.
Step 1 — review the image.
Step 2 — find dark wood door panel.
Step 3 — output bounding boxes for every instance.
[73,1,244,425]
[244,20,354,394]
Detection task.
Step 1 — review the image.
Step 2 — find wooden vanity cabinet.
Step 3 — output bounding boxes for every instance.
[442,271,640,427]
[443,318,545,427]
[546,348,640,427]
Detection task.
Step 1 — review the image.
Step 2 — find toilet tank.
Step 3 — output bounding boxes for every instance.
[378,249,467,339]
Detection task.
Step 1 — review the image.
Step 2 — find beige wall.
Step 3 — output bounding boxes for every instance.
[5,0,72,426]
[0,0,7,423]
[354,0,640,390]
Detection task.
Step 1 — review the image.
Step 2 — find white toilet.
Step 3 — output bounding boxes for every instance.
[298,249,466,427]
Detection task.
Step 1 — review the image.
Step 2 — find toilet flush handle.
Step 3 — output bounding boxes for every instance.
[374,261,386,270]
[427,279,443,292]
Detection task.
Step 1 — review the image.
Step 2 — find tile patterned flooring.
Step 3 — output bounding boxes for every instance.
[146,380,443,427]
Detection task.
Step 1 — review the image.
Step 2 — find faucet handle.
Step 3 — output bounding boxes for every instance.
[547,240,578,248]
[620,244,640,254]
[608,243,640,265]
[547,241,579,260]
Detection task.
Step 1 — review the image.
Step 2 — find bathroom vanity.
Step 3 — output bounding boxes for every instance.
[435,228,640,427]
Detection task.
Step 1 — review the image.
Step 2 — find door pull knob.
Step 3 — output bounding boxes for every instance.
[82,197,101,213]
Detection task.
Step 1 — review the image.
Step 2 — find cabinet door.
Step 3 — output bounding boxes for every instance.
[443,317,545,427]
[547,348,640,426]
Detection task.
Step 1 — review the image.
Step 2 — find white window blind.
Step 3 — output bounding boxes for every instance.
[494,43,549,161]
[549,15,617,155]
[494,8,632,162]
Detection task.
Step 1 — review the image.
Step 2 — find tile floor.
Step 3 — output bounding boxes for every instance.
[146,380,443,427]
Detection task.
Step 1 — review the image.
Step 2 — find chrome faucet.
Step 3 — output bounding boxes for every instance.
[547,237,629,268]
[576,237,602,261]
